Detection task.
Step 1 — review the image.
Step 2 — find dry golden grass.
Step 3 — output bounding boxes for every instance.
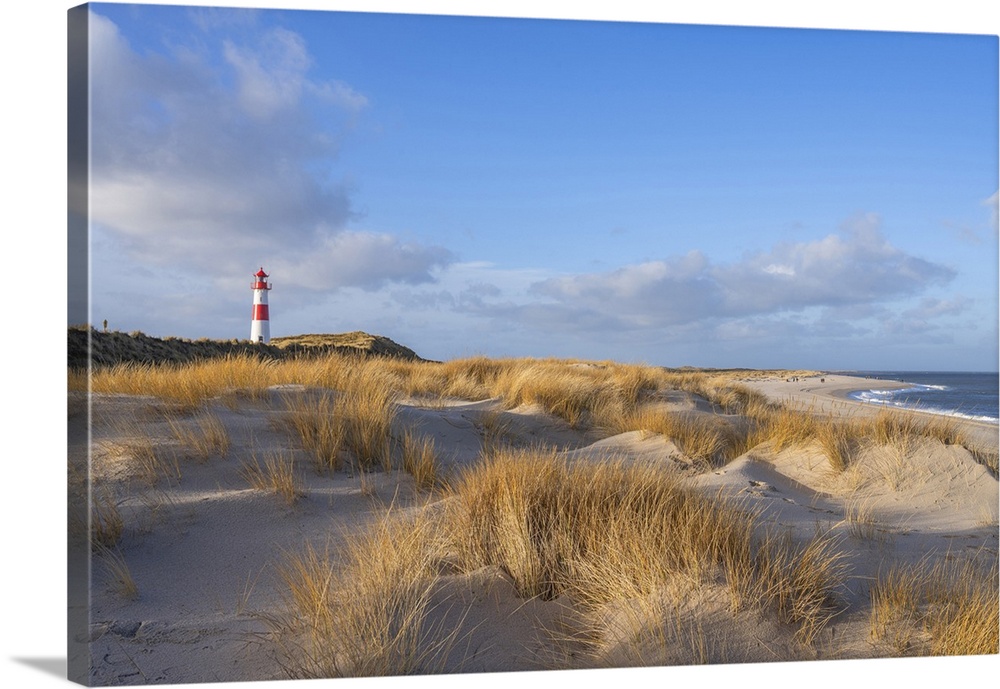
[816,419,855,473]
[88,350,991,470]
[91,490,124,550]
[489,361,605,428]
[808,409,971,475]
[412,358,664,431]
[383,357,491,402]
[606,362,669,404]
[704,380,773,417]
[575,585,725,667]
[275,513,461,678]
[445,449,846,644]
[281,393,346,473]
[79,354,979,458]
[97,546,139,600]
[475,408,517,458]
[655,372,775,418]
[90,361,207,409]
[77,352,998,672]
[133,438,182,484]
[240,451,304,505]
[168,411,230,461]
[441,356,511,397]
[274,448,851,677]
[387,362,449,402]
[399,430,442,492]
[338,368,398,472]
[926,560,1000,656]
[841,497,886,542]
[591,402,747,468]
[83,354,992,488]
[869,563,925,646]
[870,411,966,448]
[746,407,820,452]
[68,368,88,393]
[88,352,354,408]
[105,415,182,485]
[742,531,847,644]
[278,368,398,474]
[970,447,1000,475]
[870,558,999,656]
[421,359,770,457]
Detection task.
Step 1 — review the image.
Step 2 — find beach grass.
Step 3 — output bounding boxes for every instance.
[280,392,346,473]
[105,416,182,485]
[275,513,461,678]
[97,546,139,601]
[339,368,398,473]
[91,489,125,550]
[475,407,518,458]
[167,411,230,461]
[399,429,442,492]
[77,350,997,677]
[592,402,748,467]
[275,447,850,677]
[85,354,992,477]
[870,558,999,656]
[240,450,304,505]
[445,449,846,644]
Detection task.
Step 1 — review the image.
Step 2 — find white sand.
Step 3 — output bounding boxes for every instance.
[743,372,1000,451]
[67,374,998,686]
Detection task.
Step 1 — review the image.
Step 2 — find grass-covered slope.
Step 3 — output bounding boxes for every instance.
[67,326,423,369]
[270,332,421,360]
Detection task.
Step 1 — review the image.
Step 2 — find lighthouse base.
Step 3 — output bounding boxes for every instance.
[250,321,270,344]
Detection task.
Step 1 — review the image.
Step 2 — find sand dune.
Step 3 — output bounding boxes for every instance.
[70,368,998,685]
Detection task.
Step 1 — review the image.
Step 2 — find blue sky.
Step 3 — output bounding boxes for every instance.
[79,1,998,370]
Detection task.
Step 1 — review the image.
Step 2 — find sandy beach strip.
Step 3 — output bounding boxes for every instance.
[744,373,999,451]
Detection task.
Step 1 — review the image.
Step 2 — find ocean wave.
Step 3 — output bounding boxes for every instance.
[848,389,998,425]
[915,406,999,424]
[851,387,921,402]
[948,411,1000,424]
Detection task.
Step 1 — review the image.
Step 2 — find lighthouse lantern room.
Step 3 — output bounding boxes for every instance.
[250,267,272,343]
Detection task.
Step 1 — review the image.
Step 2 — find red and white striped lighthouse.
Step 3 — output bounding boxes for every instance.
[250,267,272,343]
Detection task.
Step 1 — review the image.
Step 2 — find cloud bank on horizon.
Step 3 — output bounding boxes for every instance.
[83,4,999,371]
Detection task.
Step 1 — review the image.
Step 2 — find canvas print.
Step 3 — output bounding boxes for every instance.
[67,2,999,686]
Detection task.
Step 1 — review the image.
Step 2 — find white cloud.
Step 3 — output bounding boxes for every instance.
[524,215,956,330]
[763,264,796,277]
[530,251,719,327]
[902,296,972,320]
[87,9,442,294]
[223,28,312,120]
[268,231,452,292]
[309,80,369,113]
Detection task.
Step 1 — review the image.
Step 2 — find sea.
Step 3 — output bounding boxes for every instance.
[840,371,999,425]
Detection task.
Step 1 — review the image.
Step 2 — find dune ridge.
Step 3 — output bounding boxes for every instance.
[67,326,423,369]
